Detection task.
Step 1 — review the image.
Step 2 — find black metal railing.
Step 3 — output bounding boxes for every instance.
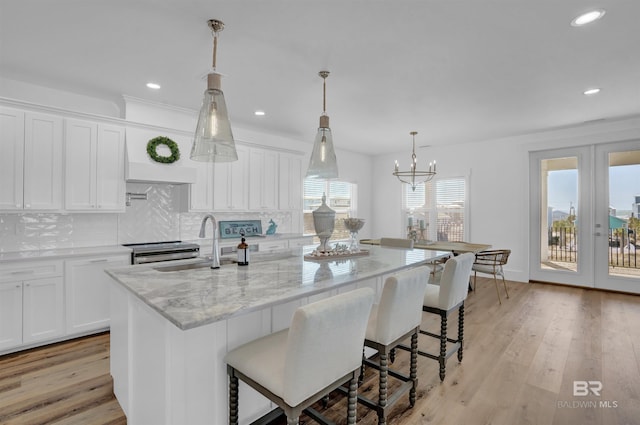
[608,228,638,269]
[547,226,639,269]
[547,227,577,263]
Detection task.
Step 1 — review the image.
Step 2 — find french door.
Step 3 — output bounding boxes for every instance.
[530,141,640,294]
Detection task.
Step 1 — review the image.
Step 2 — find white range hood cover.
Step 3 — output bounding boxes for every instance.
[125,127,197,184]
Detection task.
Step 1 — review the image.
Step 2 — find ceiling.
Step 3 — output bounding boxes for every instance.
[1,0,639,155]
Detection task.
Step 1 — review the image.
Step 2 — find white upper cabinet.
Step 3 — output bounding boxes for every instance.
[213,145,249,211]
[0,107,63,211]
[96,124,126,210]
[187,162,214,212]
[249,148,279,210]
[278,152,303,210]
[65,119,125,211]
[0,107,24,210]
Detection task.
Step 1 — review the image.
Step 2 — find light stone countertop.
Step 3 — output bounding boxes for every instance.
[0,245,132,263]
[105,245,450,331]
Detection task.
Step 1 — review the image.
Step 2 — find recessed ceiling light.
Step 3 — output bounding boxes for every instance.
[254,110,265,116]
[584,88,601,95]
[146,82,161,89]
[571,9,606,27]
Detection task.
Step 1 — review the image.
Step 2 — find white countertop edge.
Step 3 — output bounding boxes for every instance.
[0,245,132,263]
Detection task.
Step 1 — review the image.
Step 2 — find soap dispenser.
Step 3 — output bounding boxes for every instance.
[237,234,249,266]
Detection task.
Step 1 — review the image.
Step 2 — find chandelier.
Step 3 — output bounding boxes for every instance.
[393,131,436,191]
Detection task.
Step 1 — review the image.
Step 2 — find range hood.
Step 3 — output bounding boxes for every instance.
[125,127,197,184]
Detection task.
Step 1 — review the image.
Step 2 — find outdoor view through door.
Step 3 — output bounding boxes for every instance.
[532,144,640,293]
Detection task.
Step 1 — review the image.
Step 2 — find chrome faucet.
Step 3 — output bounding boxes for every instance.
[199,214,220,269]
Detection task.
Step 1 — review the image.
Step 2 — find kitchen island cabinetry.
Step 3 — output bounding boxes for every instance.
[64,254,130,335]
[64,119,125,212]
[0,107,63,211]
[107,245,450,424]
[0,260,64,352]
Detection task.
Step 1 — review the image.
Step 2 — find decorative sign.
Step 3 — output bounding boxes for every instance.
[219,220,263,239]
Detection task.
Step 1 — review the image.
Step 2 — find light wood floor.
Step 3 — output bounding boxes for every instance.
[1,278,639,425]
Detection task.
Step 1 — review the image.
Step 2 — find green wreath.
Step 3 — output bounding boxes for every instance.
[147,136,180,164]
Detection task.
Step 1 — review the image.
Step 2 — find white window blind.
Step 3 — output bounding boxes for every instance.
[435,178,466,242]
[403,176,467,241]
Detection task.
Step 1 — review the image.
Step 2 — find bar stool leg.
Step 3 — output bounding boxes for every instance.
[379,351,388,424]
[347,375,358,424]
[410,332,418,406]
[286,417,299,425]
[439,313,447,382]
[457,304,464,362]
[358,347,365,385]
[229,369,239,425]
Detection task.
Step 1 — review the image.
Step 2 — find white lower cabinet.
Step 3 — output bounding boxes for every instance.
[288,236,314,248]
[0,253,129,354]
[23,276,65,344]
[0,261,65,352]
[65,255,129,335]
[258,240,289,252]
[0,281,23,351]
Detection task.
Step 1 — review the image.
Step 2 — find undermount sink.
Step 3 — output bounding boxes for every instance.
[153,257,237,272]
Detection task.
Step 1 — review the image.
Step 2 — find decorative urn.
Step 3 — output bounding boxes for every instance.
[312,193,336,252]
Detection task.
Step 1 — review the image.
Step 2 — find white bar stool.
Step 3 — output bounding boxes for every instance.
[419,253,475,381]
[358,266,429,424]
[225,287,375,425]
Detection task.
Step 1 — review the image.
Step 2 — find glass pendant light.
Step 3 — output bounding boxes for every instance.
[191,19,238,162]
[306,71,338,179]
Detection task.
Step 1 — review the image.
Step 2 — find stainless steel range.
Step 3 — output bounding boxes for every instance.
[123,241,200,265]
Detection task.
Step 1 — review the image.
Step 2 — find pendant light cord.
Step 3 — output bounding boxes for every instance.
[212,30,218,70]
[319,71,330,114]
[323,76,326,113]
[208,19,225,71]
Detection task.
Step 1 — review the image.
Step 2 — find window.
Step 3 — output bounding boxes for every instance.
[303,179,357,242]
[402,177,468,242]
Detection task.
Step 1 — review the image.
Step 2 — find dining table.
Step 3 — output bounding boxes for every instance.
[360,239,492,289]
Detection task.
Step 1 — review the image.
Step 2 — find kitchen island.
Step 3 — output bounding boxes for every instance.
[106,245,449,425]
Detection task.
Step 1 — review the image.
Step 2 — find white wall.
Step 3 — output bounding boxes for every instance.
[373,117,640,283]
